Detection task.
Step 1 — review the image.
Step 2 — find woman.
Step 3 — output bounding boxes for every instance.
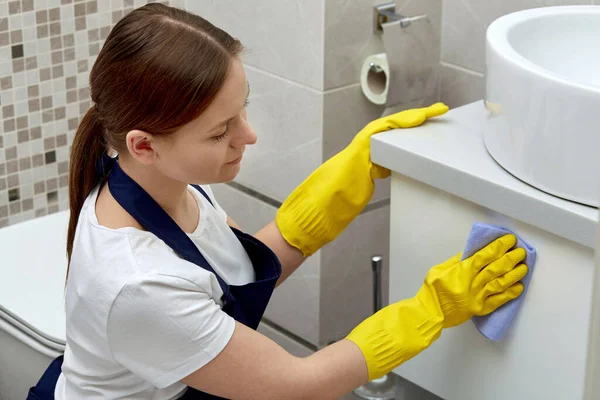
[28,3,528,400]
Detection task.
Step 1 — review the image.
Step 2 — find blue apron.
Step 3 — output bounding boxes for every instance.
[28,157,282,400]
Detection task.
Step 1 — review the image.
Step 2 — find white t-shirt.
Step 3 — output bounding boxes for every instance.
[54,184,256,399]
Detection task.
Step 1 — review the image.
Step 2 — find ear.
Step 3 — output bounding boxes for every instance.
[125,130,157,165]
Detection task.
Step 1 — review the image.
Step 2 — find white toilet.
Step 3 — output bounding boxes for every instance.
[0,211,68,400]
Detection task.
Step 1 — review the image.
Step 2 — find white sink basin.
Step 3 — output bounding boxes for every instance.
[484,6,600,207]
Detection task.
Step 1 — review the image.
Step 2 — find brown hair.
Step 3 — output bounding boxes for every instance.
[67,3,243,274]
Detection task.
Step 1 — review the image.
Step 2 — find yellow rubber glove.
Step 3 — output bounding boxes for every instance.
[276,103,449,256]
[346,234,528,381]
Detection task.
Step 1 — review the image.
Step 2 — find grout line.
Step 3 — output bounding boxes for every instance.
[362,197,391,214]
[226,180,390,214]
[440,0,446,63]
[440,61,484,76]
[323,82,361,94]
[243,64,323,94]
[321,0,326,91]
[225,181,282,208]
[243,64,361,95]
[259,318,319,351]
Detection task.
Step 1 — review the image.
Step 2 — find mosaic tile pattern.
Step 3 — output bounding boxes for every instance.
[0,0,184,228]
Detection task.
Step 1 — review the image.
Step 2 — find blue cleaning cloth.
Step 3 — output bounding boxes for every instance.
[461,222,536,341]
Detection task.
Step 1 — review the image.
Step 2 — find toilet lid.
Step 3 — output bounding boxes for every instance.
[0,210,69,345]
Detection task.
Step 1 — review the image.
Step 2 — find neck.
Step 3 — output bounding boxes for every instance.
[117,157,190,218]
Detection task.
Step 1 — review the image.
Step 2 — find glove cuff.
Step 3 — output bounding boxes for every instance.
[346,298,443,381]
[275,144,376,257]
[276,192,331,257]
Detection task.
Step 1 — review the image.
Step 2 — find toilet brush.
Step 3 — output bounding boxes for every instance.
[352,255,396,400]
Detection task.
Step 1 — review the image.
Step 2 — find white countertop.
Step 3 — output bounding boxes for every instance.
[371,101,598,248]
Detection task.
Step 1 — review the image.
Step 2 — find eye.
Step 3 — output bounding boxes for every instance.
[243,98,250,107]
[212,129,229,142]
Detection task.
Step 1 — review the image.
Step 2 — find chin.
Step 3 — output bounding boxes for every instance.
[216,164,241,183]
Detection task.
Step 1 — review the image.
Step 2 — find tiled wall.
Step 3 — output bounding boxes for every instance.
[320,0,598,112]
[439,0,597,108]
[0,0,183,228]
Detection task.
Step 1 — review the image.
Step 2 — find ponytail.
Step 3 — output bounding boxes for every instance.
[66,106,106,277]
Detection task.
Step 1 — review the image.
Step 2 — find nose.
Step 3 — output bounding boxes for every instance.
[231,118,257,148]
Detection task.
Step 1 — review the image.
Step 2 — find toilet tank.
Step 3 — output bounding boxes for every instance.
[0,211,68,400]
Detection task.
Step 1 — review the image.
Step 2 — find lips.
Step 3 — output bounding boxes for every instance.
[227,154,243,164]
[227,147,245,164]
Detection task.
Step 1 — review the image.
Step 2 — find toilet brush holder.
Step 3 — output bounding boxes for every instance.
[352,255,396,400]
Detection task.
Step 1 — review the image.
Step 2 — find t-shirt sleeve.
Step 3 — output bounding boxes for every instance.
[199,185,227,222]
[107,273,235,389]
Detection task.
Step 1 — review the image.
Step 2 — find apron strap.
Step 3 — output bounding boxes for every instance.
[191,185,214,208]
[108,162,231,299]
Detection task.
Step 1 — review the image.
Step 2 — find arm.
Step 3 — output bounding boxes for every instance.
[227,216,306,287]
[229,104,448,283]
[182,322,367,400]
[275,104,449,258]
[226,216,241,230]
[182,235,528,397]
[254,220,306,287]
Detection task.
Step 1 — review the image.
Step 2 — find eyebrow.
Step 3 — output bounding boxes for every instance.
[208,82,251,133]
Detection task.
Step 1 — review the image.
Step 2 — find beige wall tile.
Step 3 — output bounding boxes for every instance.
[441,0,592,72]
[322,82,390,202]
[234,66,323,202]
[324,0,442,90]
[439,62,484,109]
[319,204,390,345]
[185,0,324,90]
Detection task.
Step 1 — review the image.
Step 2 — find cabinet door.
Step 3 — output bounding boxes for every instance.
[388,174,594,400]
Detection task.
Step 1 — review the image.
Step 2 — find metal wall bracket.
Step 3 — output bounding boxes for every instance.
[374,2,429,33]
[374,2,411,33]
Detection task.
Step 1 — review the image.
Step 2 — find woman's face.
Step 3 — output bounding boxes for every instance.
[148,58,256,185]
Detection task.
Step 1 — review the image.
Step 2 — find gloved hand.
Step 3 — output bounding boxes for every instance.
[276,103,449,256]
[346,234,528,381]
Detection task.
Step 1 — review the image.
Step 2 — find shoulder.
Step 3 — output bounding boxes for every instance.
[71,215,223,305]
[94,182,145,231]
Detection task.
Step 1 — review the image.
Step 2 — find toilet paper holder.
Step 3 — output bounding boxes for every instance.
[373,2,427,33]
[366,2,437,107]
